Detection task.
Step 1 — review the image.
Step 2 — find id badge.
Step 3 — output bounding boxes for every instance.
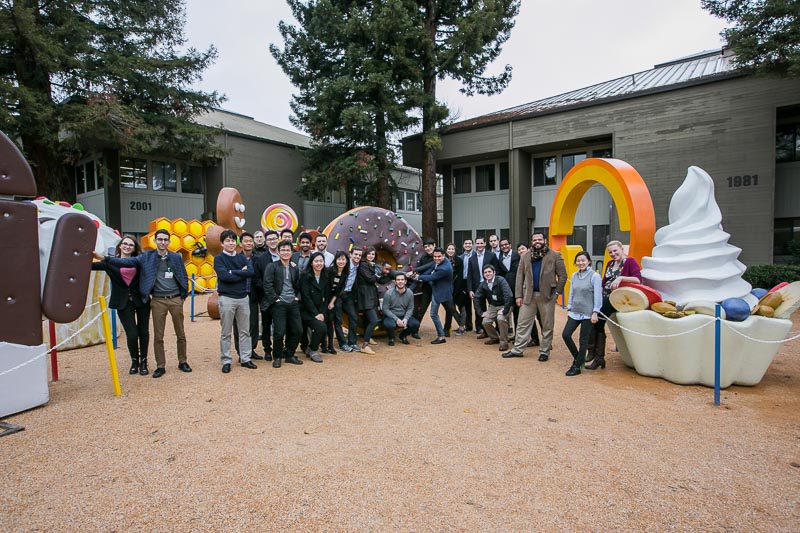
[165,271,174,279]
[491,294,498,301]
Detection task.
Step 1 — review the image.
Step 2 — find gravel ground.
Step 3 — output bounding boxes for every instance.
[2,295,799,531]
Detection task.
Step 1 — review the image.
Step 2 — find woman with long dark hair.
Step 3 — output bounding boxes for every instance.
[92,235,151,375]
[325,250,350,353]
[445,243,467,335]
[299,252,329,363]
[356,246,381,354]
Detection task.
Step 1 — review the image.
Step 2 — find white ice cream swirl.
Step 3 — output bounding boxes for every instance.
[641,166,751,304]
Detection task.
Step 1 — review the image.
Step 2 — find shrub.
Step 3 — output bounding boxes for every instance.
[743,265,800,289]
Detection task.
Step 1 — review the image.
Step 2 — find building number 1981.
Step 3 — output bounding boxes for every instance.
[726,175,758,188]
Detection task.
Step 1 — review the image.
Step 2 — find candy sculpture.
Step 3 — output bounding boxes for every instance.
[261,203,298,234]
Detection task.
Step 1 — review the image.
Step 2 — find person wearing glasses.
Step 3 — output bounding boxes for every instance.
[252,229,280,360]
[92,235,151,375]
[105,228,191,378]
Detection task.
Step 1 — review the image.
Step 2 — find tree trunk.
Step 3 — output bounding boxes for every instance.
[375,111,391,210]
[420,0,438,241]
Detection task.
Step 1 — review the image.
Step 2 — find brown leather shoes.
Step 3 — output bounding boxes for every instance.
[498,342,509,351]
[484,339,499,345]
[476,332,488,339]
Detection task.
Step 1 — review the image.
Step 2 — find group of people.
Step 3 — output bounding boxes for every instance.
[93,225,641,379]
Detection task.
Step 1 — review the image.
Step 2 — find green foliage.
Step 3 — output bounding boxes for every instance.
[271,0,424,208]
[702,0,800,77]
[743,264,800,288]
[0,0,224,200]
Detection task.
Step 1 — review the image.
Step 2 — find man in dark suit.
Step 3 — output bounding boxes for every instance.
[262,239,304,368]
[410,238,436,338]
[497,238,520,335]
[467,236,500,338]
[460,238,474,331]
[252,230,280,360]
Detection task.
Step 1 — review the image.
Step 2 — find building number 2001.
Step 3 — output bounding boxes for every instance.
[726,175,758,188]
[129,201,152,211]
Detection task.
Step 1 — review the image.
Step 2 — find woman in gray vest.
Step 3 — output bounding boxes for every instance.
[561,251,602,376]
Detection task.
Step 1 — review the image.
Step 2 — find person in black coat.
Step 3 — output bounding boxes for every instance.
[467,236,501,336]
[445,243,467,335]
[252,230,280,360]
[410,238,437,335]
[262,240,304,367]
[356,246,381,354]
[324,251,350,353]
[299,252,328,362]
[91,235,151,375]
[497,238,521,336]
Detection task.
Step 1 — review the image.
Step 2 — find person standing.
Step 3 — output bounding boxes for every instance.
[488,234,501,259]
[497,238,520,336]
[214,230,257,373]
[252,230,280,360]
[502,233,566,361]
[562,251,602,376]
[340,248,363,352]
[292,232,313,271]
[325,250,350,353]
[299,252,328,363]
[461,238,474,331]
[315,234,335,267]
[476,265,514,351]
[467,236,500,338]
[233,232,263,361]
[263,240,304,368]
[356,247,381,354]
[382,272,420,345]
[410,238,436,338]
[414,247,461,345]
[106,228,191,378]
[587,240,642,370]
[445,243,467,336]
[253,231,268,255]
[92,235,150,375]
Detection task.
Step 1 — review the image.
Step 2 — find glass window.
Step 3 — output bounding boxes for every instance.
[453,167,471,194]
[152,161,177,192]
[533,226,549,241]
[592,224,611,256]
[592,148,613,158]
[567,225,587,250]
[475,164,495,192]
[477,229,495,243]
[500,228,510,241]
[774,217,800,262]
[120,158,147,189]
[533,156,557,187]
[454,230,472,253]
[562,153,587,178]
[776,125,798,162]
[85,160,96,191]
[182,166,203,194]
[499,162,509,190]
[415,192,422,212]
[75,165,86,195]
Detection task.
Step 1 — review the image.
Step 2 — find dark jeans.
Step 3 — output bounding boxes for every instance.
[382,316,420,340]
[303,317,326,351]
[360,308,379,343]
[412,286,432,322]
[259,301,274,356]
[341,292,359,345]
[271,301,302,358]
[326,299,347,347]
[444,298,465,332]
[233,299,260,356]
[117,302,150,361]
[454,290,471,330]
[562,316,593,366]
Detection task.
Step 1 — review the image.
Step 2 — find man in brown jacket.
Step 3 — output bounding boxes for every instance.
[502,233,566,360]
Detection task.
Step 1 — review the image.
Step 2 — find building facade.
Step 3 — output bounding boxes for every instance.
[403,49,800,266]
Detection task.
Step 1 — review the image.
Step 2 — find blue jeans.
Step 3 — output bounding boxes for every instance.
[429,298,457,337]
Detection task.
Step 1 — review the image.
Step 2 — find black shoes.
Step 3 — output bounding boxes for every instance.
[400,336,410,345]
[129,360,139,375]
[273,357,282,368]
[250,353,264,360]
[431,338,446,344]
[152,368,166,378]
[585,357,606,370]
[327,345,337,355]
[139,359,149,375]
[411,332,421,339]
[222,363,231,373]
[178,362,192,372]
[501,351,523,358]
[285,355,303,365]
[565,365,581,376]
[264,352,273,361]
[388,338,395,346]
[241,361,258,369]
[538,354,549,362]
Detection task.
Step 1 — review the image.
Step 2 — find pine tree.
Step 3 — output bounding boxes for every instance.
[0,0,224,201]
[271,0,423,209]
[702,0,800,77]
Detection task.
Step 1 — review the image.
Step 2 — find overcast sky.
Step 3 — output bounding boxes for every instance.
[184,0,730,135]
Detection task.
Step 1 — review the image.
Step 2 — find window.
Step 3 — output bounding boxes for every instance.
[453,167,471,194]
[499,162,509,190]
[182,166,203,194]
[562,153,587,178]
[592,224,610,256]
[120,158,147,189]
[533,156,557,187]
[533,226,549,241]
[454,230,472,253]
[395,190,421,212]
[776,125,800,162]
[500,228,510,241]
[475,164,495,192]
[593,148,612,158]
[477,229,495,242]
[75,165,86,195]
[774,217,800,263]
[85,160,96,191]
[566,225,587,251]
[152,161,177,192]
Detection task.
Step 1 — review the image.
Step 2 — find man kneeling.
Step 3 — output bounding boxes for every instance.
[382,272,420,346]
[476,265,514,351]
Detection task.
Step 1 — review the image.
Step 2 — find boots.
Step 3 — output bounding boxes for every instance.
[585,328,606,370]
[139,355,149,375]
[129,357,139,375]
[585,328,597,363]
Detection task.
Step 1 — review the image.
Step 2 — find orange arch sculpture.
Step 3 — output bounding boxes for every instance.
[549,158,655,264]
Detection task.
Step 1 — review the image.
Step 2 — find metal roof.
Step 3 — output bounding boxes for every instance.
[194,108,310,148]
[448,49,739,131]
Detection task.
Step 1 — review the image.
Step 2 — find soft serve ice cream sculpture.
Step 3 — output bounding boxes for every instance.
[607,166,791,388]
[640,166,751,303]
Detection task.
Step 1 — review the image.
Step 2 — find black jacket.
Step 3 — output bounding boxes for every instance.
[262,260,301,311]
[91,261,148,310]
[449,255,466,299]
[299,270,329,321]
[497,251,520,293]
[252,251,277,303]
[356,261,379,311]
[476,276,514,316]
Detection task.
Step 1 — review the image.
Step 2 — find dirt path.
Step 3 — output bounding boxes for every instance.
[2,295,799,531]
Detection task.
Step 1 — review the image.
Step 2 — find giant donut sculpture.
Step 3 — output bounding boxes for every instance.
[324,207,423,332]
